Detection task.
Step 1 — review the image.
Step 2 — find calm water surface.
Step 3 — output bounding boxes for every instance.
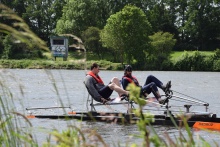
[2,69,220,146]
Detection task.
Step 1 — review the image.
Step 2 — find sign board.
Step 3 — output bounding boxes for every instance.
[50,36,68,61]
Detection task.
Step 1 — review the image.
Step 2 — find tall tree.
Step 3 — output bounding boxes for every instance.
[56,0,108,37]
[148,31,176,70]
[183,0,220,50]
[146,1,177,35]
[0,4,48,59]
[100,5,152,66]
[82,27,104,59]
[22,0,66,42]
[175,0,188,45]
[55,0,151,37]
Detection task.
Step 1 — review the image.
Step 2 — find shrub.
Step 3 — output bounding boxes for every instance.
[213,60,220,71]
[190,51,205,71]
[174,51,192,71]
[1,35,46,60]
[2,35,14,59]
[160,59,174,71]
[173,51,217,71]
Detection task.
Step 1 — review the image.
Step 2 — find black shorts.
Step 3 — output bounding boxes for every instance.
[98,85,113,99]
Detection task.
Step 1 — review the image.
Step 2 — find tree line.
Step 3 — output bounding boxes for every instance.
[0,0,219,70]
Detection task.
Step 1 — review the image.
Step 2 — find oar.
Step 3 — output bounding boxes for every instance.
[26,106,71,110]
[26,106,72,119]
[26,111,93,118]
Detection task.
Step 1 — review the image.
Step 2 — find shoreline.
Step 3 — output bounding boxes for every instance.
[0,59,219,72]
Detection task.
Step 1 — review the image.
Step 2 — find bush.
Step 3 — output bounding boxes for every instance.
[174,51,192,71]
[161,59,174,71]
[214,48,220,59]
[148,32,176,70]
[203,57,215,71]
[213,60,220,71]
[1,35,46,60]
[190,51,205,71]
[2,35,14,59]
[173,51,219,71]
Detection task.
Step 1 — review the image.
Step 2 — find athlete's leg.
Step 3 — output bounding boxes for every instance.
[108,77,129,96]
[142,82,162,101]
[145,75,171,92]
[144,75,163,88]
[111,77,121,87]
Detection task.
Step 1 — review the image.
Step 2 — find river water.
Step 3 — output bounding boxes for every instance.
[1,69,220,146]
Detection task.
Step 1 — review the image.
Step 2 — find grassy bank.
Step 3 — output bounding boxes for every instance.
[0,51,218,71]
[170,51,214,62]
[0,59,122,70]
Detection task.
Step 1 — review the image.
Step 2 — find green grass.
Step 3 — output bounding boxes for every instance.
[170,51,214,61]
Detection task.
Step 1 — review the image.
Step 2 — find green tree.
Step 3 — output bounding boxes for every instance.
[0,0,26,17]
[146,1,178,36]
[82,27,104,59]
[175,0,189,49]
[55,0,150,38]
[0,4,48,58]
[2,35,43,59]
[2,35,14,59]
[100,5,152,66]
[0,0,27,35]
[148,31,176,70]
[183,0,220,50]
[56,0,108,37]
[22,0,66,41]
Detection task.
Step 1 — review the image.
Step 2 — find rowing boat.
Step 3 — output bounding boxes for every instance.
[26,89,220,130]
[26,110,220,131]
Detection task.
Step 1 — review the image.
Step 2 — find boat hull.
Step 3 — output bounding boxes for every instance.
[27,111,220,128]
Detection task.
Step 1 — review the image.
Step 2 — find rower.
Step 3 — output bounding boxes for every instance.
[121,65,171,104]
[84,63,129,104]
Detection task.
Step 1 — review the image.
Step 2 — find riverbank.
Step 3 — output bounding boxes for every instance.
[1,58,219,71]
[0,59,122,70]
[0,49,219,71]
